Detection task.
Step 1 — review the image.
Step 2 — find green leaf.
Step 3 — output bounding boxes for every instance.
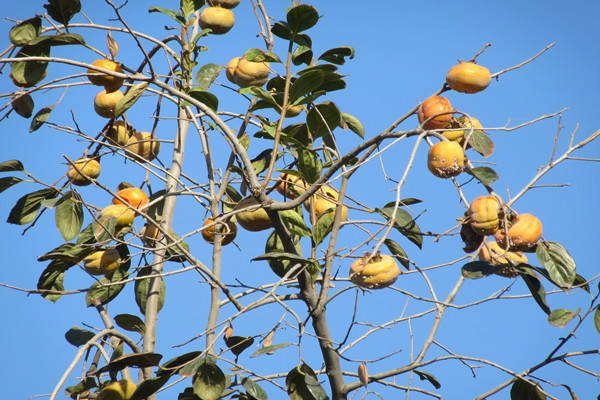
[271,21,312,47]
[287,4,319,32]
[292,45,313,66]
[12,43,50,88]
[65,326,95,347]
[298,148,322,184]
[12,93,35,118]
[306,101,342,140]
[244,48,281,63]
[38,244,94,264]
[7,188,58,225]
[94,352,163,375]
[44,0,81,26]
[146,189,166,222]
[280,209,311,237]
[340,112,364,139]
[467,166,499,186]
[115,82,149,118]
[10,17,42,46]
[195,63,222,90]
[55,190,84,241]
[510,378,546,400]
[188,88,219,112]
[468,130,494,158]
[86,268,127,307]
[318,46,355,65]
[312,212,334,246]
[375,202,423,248]
[31,33,85,46]
[263,231,303,278]
[181,0,204,18]
[92,215,118,243]
[383,239,410,270]
[135,267,166,315]
[414,370,441,389]
[37,259,73,302]
[461,261,497,279]
[286,363,329,400]
[251,342,292,357]
[156,351,202,377]
[193,359,226,400]
[547,308,579,328]
[536,241,576,288]
[242,377,267,400]
[130,375,171,400]
[148,6,186,24]
[65,377,97,399]
[241,86,279,108]
[573,274,590,293]
[0,177,23,194]
[0,160,24,172]
[519,267,551,315]
[289,70,324,104]
[30,105,55,132]
[114,314,146,335]
[224,335,255,357]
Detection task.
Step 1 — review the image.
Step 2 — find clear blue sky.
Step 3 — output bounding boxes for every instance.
[1,1,599,399]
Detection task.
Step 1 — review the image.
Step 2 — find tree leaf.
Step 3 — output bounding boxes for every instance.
[468,130,494,158]
[12,44,50,87]
[383,239,410,270]
[64,326,95,347]
[31,33,85,46]
[467,166,499,186]
[340,112,364,139]
[375,202,423,248]
[12,93,35,118]
[271,21,312,47]
[414,369,441,389]
[115,82,149,118]
[7,187,58,225]
[224,335,255,357]
[55,190,84,241]
[312,212,334,246]
[0,160,24,172]
[289,70,324,104]
[286,363,328,400]
[187,87,219,112]
[251,342,292,358]
[292,45,313,66]
[280,209,311,237]
[148,6,186,24]
[107,31,119,59]
[263,231,302,278]
[318,46,355,65]
[519,267,551,315]
[65,377,96,399]
[298,148,322,184]
[461,261,497,279]
[510,378,546,400]
[156,351,202,377]
[594,306,600,335]
[114,314,146,335]
[30,105,55,132]
[306,101,341,140]
[85,267,127,307]
[181,0,204,18]
[38,243,94,263]
[242,376,268,400]
[135,267,166,315]
[195,63,222,90]
[536,241,576,288]
[547,308,579,328]
[94,352,163,375]
[0,177,23,194]
[193,359,226,400]
[37,259,73,302]
[287,4,319,32]
[9,17,42,46]
[130,375,171,400]
[44,0,81,26]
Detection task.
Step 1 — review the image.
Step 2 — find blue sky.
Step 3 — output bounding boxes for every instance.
[1,1,600,399]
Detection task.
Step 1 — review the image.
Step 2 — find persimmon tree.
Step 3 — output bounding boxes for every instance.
[1,1,600,399]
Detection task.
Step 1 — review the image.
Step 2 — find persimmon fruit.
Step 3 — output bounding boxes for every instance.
[201,217,237,245]
[349,253,401,289]
[446,61,491,94]
[495,213,543,251]
[417,95,453,130]
[67,158,101,186]
[468,195,502,235]
[199,7,234,34]
[87,59,124,92]
[94,89,123,119]
[234,197,272,231]
[427,141,464,178]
